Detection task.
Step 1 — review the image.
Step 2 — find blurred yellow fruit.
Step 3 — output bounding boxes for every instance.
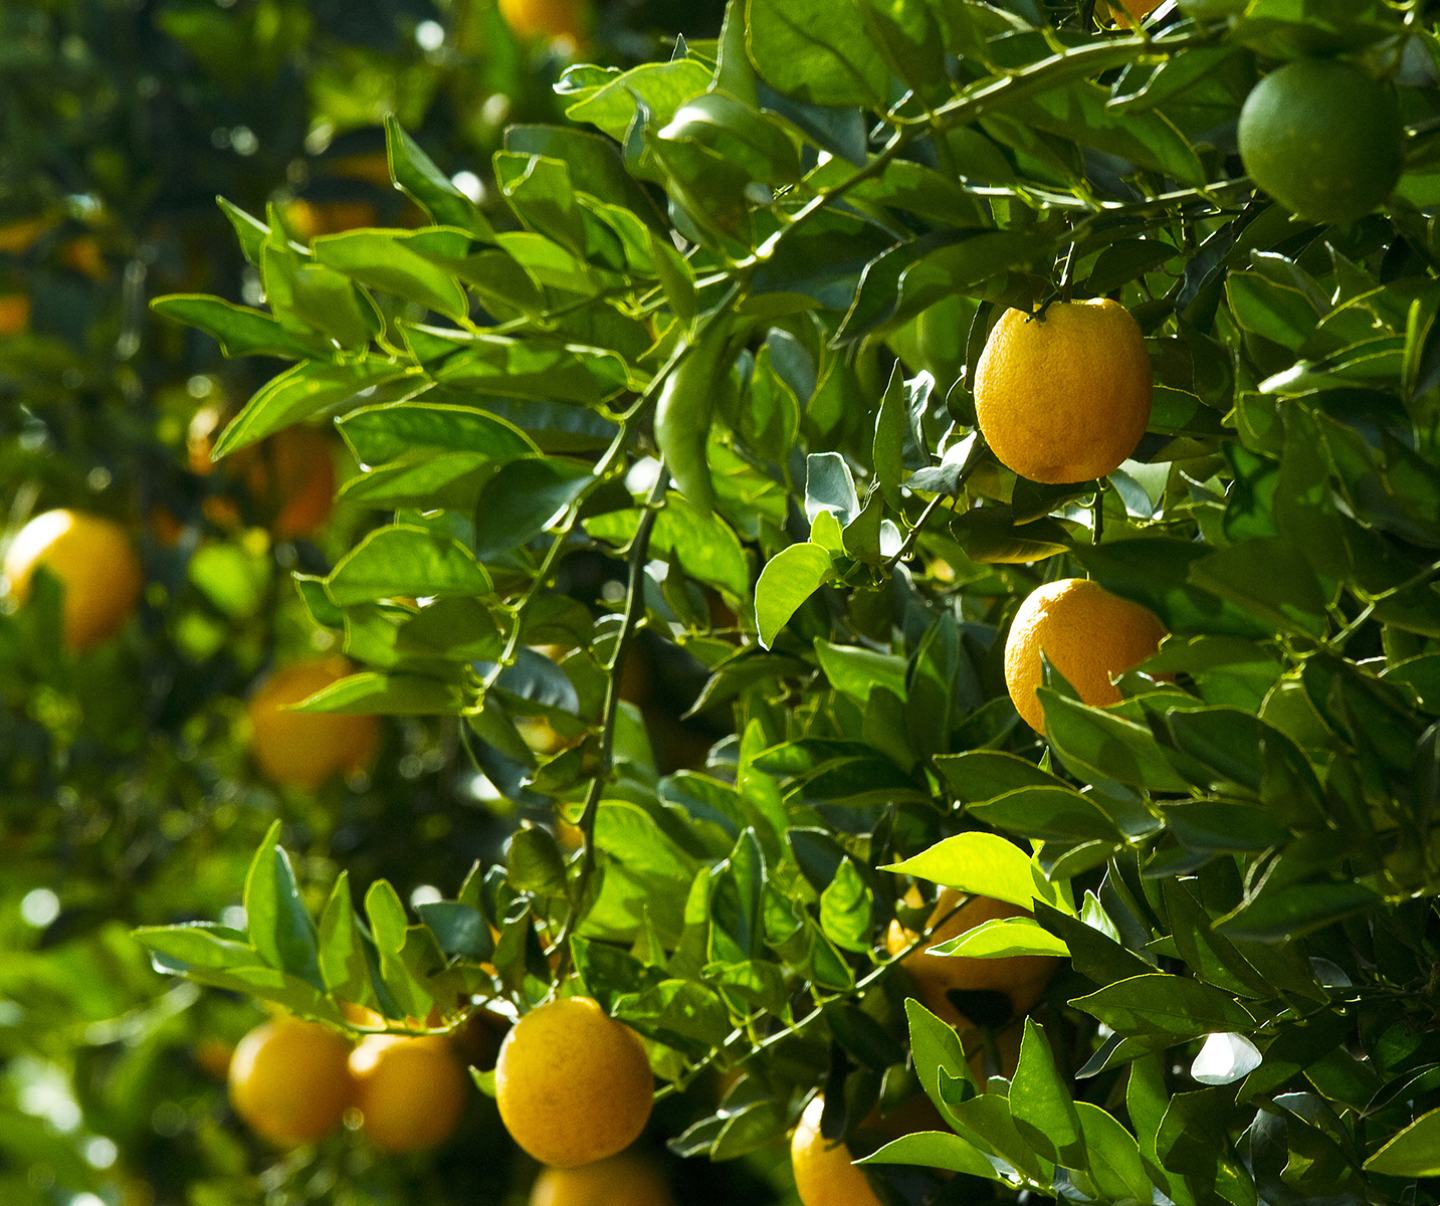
[286,199,379,240]
[228,1017,353,1147]
[496,996,653,1168]
[790,1096,882,1206]
[60,235,107,281]
[193,1038,235,1081]
[350,1034,467,1153]
[0,216,56,253]
[0,294,30,334]
[245,656,378,790]
[4,509,142,651]
[1004,577,1167,733]
[498,0,587,44]
[1099,0,1166,24]
[974,299,1151,484]
[886,890,1056,1030]
[238,426,337,540]
[530,1153,673,1206]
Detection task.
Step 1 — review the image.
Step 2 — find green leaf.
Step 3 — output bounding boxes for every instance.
[150,295,326,358]
[134,924,261,973]
[317,873,369,1002]
[1011,1019,1084,1166]
[586,496,750,599]
[385,114,494,238]
[929,916,1069,960]
[295,671,466,716]
[313,229,470,320]
[968,785,1122,843]
[1363,1106,1440,1176]
[818,858,872,953]
[882,832,1064,912]
[472,457,593,560]
[338,402,536,466]
[860,1130,999,1179]
[754,542,834,649]
[563,58,712,142]
[1074,1102,1155,1203]
[325,525,492,606]
[1070,973,1254,1039]
[814,640,907,703]
[243,824,322,989]
[746,0,889,107]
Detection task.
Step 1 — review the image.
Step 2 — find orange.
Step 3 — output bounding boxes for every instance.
[238,426,336,539]
[974,299,1151,484]
[285,199,379,240]
[0,294,29,335]
[498,0,587,43]
[530,1153,673,1206]
[886,890,1056,1030]
[245,656,379,789]
[1004,577,1167,733]
[1100,0,1165,24]
[0,216,56,254]
[4,509,142,651]
[228,1017,353,1147]
[790,1095,883,1206]
[495,996,653,1168]
[60,236,107,281]
[350,1034,467,1153]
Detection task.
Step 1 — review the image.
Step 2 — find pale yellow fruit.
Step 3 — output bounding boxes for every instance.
[350,1034,467,1153]
[228,1018,353,1147]
[790,1096,883,1206]
[496,996,653,1168]
[974,299,1151,484]
[1004,577,1167,733]
[4,509,142,650]
[498,0,587,43]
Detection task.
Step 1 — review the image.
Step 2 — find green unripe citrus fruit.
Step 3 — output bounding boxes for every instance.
[1237,60,1403,225]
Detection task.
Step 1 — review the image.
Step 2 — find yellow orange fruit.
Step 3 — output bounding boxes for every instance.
[530,1153,673,1206]
[350,1034,467,1153]
[60,235,107,281]
[228,1017,353,1147]
[886,890,1056,1030]
[4,509,142,651]
[285,199,380,240]
[1100,0,1165,24]
[974,299,1151,484]
[0,216,56,254]
[245,656,378,789]
[0,294,30,335]
[790,1095,883,1206]
[238,426,336,540]
[498,0,587,43]
[496,996,653,1168]
[1003,577,1167,733]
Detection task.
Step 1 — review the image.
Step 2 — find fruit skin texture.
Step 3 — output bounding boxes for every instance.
[496,996,653,1169]
[790,1096,883,1206]
[349,1034,467,1153]
[1004,577,1167,734]
[530,1153,673,1206]
[886,891,1057,1030]
[245,656,379,789]
[4,509,142,651]
[498,0,587,43]
[228,1017,353,1147]
[1238,60,1403,226]
[974,300,1151,484]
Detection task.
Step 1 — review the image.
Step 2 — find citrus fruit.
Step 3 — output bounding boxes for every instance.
[530,1153,673,1206]
[1100,0,1166,25]
[790,1095,883,1206]
[0,294,30,335]
[349,1034,467,1153]
[245,656,379,789]
[498,0,587,43]
[4,509,142,651]
[886,890,1057,1029]
[1238,59,1403,225]
[1004,577,1167,733]
[285,199,379,240]
[228,1017,353,1147]
[495,996,653,1168]
[974,299,1151,484]
[239,426,337,539]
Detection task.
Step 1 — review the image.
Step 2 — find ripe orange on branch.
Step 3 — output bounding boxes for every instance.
[790,1095,883,1206]
[1004,577,1167,733]
[4,509,142,651]
[498,0,587,43]
[495,995,653,1168]
[227,1017,353,1147]
[974,299,1151,484]
[530,1153,673,1206]
[349,1034,467,1152]
[245,656,378,789]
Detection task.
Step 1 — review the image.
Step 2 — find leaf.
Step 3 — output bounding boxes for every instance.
[1010,1020,1083,1166]
[859,1130,999,1179]
[1074,1102,1154,1204]
[929,916,1069,960]
[243,823,322,989]
[295,671,466,716]
[214,361,411,458]
[1191,1032,1262,1086]
[325,525,492,606]
[150,295,325,358]
[818,858,873,953]
[754,542,834,649]
[746,0,889,107]
[471,457,593,560]
[814,640,908,703]
[967,785,1122,843]
[882,831,1063,912]
[317,873,369,1001]
[586,496,750,598]
[338,402,536,466]
[1070,973,1254,1039]
[134,924,261,973]
[1364,1106,1440,1176]
[385,115,494,238]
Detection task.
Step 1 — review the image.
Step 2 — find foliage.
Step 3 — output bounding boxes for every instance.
[7,0,1440,1203]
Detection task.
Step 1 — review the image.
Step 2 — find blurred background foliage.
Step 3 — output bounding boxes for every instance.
[0,2,736,1202]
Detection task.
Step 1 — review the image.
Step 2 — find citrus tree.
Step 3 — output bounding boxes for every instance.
[10,0,1440,1201]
